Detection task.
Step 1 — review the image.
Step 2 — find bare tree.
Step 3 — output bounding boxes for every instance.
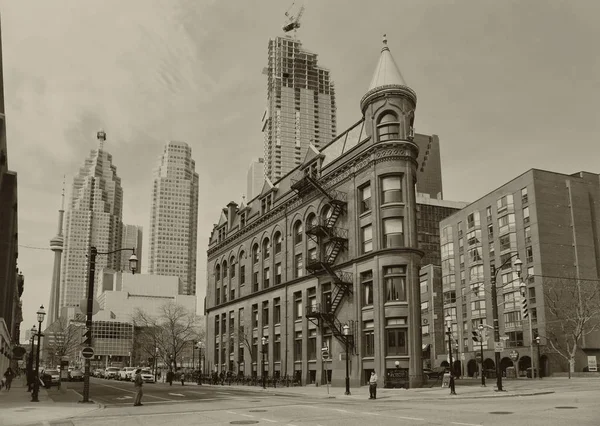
[44,316,83,367]
[133,302,202,371]
[543,276,600,377]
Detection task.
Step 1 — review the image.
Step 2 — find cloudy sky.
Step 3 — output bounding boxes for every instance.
[2,0,599,332]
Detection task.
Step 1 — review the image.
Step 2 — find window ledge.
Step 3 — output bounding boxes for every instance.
[381,202,405,208]
[359,211,372,219]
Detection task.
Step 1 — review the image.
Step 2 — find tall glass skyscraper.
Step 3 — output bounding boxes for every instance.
[120,224,143,273]
[148,142,199,295]
[262,36,336,182]
[61,132,123,309]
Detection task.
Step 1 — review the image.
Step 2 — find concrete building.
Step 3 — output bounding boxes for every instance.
[96,271,196,321]
[247,158,264,201]
[148,142,199,295]
[262,35,336,182]
[206,38,427,388]
[121,224,143,273]
[60,131,123,310]
[47,189,65,326]
[0,17,23,374]
[438,169,600,377]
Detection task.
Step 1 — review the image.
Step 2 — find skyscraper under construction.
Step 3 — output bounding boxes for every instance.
[262,36,336,183]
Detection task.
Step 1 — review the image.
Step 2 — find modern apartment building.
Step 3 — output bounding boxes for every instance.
[262,36,336,182]
[207,38,426,388]
[121,224,143,273]
[438,169,600,377]
[0,17,22,374]
[148,142,199,295]
[60,131,123,310]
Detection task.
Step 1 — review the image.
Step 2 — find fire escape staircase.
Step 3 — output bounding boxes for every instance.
[292,171,354,351]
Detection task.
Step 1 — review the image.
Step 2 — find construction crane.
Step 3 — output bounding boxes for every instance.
[283,2,305,33]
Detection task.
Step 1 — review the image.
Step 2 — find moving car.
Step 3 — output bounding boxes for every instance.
[42,369,61,388]
[69,369,84,381]
[140,369,155,383]
[104,367,120,379]
[119,367,137,381]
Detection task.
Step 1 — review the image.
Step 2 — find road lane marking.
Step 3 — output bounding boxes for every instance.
[240,414,254,418]
[94,382,172,400]
[115,396,133,400]
[168,393,185,397]
[397,416,425,421]
[451,423,482,426]
[217,391,233,395]
[261,420,277,423]
[334,409,351,413]
[226,411,238,414]
[361,412,380,416]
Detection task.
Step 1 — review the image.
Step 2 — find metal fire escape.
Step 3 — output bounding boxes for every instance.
[291,170,355,352]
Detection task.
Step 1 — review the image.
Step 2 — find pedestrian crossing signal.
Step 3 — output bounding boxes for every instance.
[471,331,479,342]
[82,328,92,346]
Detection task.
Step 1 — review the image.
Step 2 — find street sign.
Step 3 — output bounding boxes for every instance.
[475,353,483,363]
[81,347,95,359]
[494,341,505,353]
[509,350,519,362]
[79,298,100,316]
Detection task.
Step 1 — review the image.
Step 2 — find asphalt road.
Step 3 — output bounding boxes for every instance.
[55,379,600,426]
[62,377,306,407]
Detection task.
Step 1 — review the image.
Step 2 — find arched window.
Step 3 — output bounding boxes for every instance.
[294,221,303,245]
[307,213,317,231]
[223,260,228,279]
[230,256,236,278]
[321,205,333,227]
[262,238,271,259]
[377,112,400,141]
[215,264,221,282]
[252,244,259,264]
[239,251,246,286]
[274,232,283,254]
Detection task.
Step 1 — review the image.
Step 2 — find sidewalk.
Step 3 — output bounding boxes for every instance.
[0,377,100,426]
[194,376,562,402]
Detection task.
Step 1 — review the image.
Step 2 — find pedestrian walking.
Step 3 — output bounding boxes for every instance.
[167,370,173,386]
[133,369,143,406]
[180,371,185,386]
[368,371,378,399]
[3,368,14,391]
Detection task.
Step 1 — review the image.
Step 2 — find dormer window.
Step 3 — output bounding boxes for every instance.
[304,162,319,179]
[377,112,400,141]
[261,194,273,215]
[240,212,246,228]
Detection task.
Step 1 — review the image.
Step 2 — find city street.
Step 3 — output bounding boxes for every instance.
[4,377,594,426]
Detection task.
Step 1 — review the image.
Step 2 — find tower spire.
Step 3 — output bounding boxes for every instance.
[97,129,106,151]
[61,175,65,211]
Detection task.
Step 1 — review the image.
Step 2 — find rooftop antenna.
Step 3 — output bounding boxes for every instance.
[97,129,106,151]
[283,2,305,38]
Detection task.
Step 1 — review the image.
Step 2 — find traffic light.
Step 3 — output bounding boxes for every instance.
[471,331,479,342]
[82,328,92,346]
[521,297,529,319]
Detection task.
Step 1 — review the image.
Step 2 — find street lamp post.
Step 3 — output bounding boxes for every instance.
[82,247,138,403]
[490,255,522,392]
[477,324,486,387]
[154,347,158,383]
[31,305,46,403]
[445,315,456,395]
[342,324,351,395]
[196,342,204,385]
[519,280,536,379]
[535,336,541,379]
[28,325,36,392]
[261,337,268,389]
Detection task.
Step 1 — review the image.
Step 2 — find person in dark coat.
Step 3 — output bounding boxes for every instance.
[3,368,14,391]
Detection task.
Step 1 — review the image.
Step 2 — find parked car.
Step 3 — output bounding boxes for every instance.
[105,367,120,379]
[93,368,105,378]
[42,369,61,388]
[140,369,155,383]
[69,369,84,381]
[119,367,137,381]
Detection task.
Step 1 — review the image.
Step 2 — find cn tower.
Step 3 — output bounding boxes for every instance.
[47,180,65,326]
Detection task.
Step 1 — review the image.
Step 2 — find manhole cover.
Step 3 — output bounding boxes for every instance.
[230,422,259,425]
[556,406,577,409]
[249,409,267,412]
[489,412,513,415]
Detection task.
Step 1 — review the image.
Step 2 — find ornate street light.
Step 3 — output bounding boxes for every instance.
[31,305,46,402]
[261,337,268,389]
[343,324,351,395]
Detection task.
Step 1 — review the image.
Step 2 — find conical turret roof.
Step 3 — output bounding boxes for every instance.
[368,35,407,90]
[360,35,416,112]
